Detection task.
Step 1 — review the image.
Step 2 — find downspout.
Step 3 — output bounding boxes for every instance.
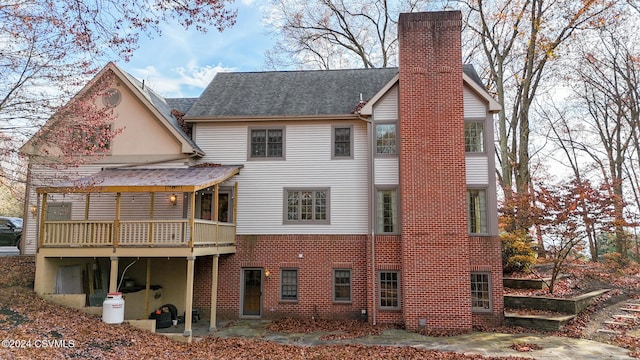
[359,114,376,326]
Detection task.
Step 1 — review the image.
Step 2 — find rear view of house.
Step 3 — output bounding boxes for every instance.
[21,11,502,338]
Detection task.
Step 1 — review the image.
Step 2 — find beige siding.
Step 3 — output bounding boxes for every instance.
[374,158,399,185]
[464,87,487,119]
[23,162,188,254]
[194,122,369,235]
[373,85,398,122]
[372,84,399,187]
[463,85,491,187]
[24,165,103,254]
[465,157,489,185]
[109,84,183,156]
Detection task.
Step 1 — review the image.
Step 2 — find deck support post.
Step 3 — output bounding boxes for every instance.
[209,254,219,331]
[183,256,195,337]
[109,256,119,292]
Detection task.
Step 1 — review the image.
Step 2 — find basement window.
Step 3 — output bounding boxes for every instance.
[471,272,492,311]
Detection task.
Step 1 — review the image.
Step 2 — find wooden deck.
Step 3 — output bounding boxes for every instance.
[39,219,236,257]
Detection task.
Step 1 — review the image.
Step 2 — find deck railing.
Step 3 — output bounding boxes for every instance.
[41,219,236,248]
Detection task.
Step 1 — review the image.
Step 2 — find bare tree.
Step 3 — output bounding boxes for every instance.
[567,19,639,255]
[1,0,237,185]
[460,0,620,196]
[264,0,436,69]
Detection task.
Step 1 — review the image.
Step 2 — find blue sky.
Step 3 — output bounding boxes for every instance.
[120,0,273,98]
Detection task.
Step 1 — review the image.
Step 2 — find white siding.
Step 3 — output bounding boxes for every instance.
[374,158,399,185]
[194,122,369,235]
[465,157,489,185]
[464,87,487,119]
[373,85,398,122]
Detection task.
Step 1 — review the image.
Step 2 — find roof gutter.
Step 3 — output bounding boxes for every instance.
[184,114,361,123]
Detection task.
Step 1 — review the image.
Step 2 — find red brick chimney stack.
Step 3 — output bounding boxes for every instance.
[398,11,471,332]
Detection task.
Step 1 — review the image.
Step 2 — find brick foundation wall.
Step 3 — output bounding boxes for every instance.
[195,235,370,321]
[194,233,503,328]
[398,11,471,332]
[367,235,404,325]
[469,236,504,328]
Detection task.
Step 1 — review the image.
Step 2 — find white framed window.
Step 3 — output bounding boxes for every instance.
[249,127,284,159]
[376,188,398,233]
[376,123,397,155]
[284,188,329,224]
[467,189,487,234]
[333,269,352,302]
[280,269,298,301]
[464,122,484,153]
[379,271,400,309]
[471,272,492,311]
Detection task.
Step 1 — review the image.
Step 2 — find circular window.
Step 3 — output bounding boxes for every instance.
[102,88,121,108]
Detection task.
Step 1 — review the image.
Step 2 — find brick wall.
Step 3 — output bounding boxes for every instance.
[367,235,404,325]
[469,236,504,328]
[195,235,370,321]
[398,11,472,332]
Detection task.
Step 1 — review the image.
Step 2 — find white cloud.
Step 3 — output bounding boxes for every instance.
[129,64,236,98]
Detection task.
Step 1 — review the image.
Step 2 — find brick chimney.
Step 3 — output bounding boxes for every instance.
[398,11,471,332]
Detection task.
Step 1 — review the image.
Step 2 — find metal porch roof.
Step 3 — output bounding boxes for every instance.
[36,165,242,194]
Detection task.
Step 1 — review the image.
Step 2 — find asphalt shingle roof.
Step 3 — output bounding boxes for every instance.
[185,65,486,119]
[38,166,242,193]
[185,68,399,118]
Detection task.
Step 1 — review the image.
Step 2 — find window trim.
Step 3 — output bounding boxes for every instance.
[331,124,354,160]
[471,272,492,312]
[374,122,398,157]
[333,269,352,303]
[247,126,286,160]
[467,188,488,235]
[283,188,330,225]
[375,186,399,234]
[464,120,486,155]
[378,271,400,310]
[280,268,299,302]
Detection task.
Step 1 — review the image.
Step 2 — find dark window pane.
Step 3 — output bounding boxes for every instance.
[334,127,351,157]
[281,269,298,301]
[334,269,351,301]
[251,129,266,157]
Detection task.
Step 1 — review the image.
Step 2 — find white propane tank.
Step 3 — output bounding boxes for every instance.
[102,292,125,324]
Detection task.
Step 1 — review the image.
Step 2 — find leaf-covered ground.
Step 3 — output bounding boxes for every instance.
[0,256,530,359]
[500,259,640,357]
[4,256,640,358]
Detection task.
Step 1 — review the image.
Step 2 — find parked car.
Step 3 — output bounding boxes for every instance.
[0,217,22,249]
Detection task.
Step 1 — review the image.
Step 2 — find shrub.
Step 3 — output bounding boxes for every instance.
[602,252,631,270]
[501,229,537,274]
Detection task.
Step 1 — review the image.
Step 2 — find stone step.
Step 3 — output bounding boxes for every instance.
[504,313,576,332]
[621,308,640,313]
[597,328,623,334]
[614,314,637,319]
[604,321,630,326]
[605,321,630,326]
